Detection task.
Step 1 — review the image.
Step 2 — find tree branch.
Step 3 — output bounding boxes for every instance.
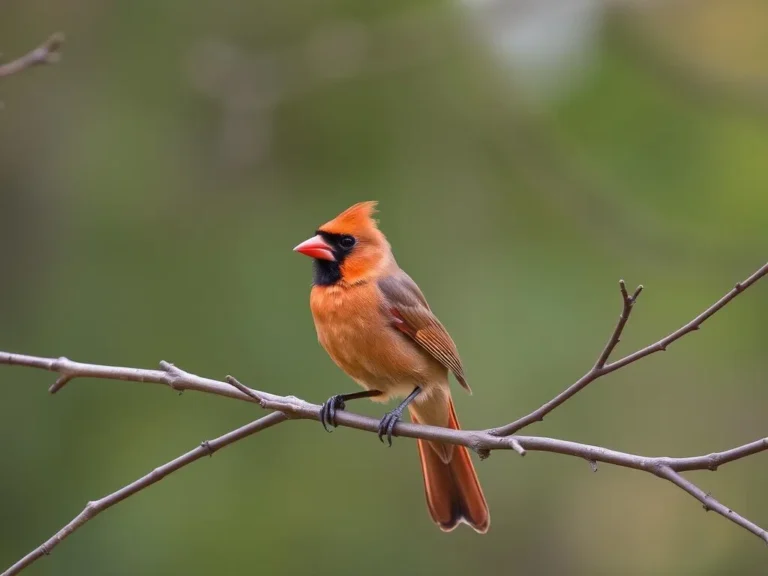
[593,280,643,370]
[0,413,287,576]
[654,466,767,541]
[491,261,768,436]
[0,33,64,79]
[1,261,766,574]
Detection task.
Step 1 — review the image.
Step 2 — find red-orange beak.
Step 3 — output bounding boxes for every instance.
[293,234,335,261]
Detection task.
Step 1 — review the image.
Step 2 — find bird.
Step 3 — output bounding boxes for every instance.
[293,201,489,533]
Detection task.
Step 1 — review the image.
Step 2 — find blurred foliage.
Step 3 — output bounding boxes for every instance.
[1,1,767,574]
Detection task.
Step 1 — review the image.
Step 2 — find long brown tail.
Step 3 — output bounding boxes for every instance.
[411,398,490,533]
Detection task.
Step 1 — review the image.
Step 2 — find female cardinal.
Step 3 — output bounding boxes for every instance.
[293,201,489,533]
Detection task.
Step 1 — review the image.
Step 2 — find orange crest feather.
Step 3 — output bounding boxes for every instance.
[318,201,379,237]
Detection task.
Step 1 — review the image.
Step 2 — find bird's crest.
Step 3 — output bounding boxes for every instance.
[319,201,379,237]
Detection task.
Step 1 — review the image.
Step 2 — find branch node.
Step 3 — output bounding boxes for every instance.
[200,440,215,457]
[159,361,184,391]
[225,375,267,407]
[41,33,65,63]
[477,448,491,460]
[509,439,526,456]
[83,501,98,518]
[48,374,73,394]
[159,360,181,375]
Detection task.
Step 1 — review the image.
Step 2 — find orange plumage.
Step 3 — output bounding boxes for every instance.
[294,201,489,533]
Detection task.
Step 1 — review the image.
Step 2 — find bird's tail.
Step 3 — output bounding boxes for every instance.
[409,397,490,533]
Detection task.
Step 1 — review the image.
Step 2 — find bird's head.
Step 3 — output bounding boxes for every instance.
[294,201,392,286]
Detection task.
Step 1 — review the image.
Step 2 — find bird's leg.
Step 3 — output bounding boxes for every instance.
[320,389,382,432]
[378,386,421,446]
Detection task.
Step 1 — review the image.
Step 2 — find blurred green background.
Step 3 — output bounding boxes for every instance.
[2,1,767,574]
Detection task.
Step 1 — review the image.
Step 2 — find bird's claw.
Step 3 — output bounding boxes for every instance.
[320,395,346,432]
[377,409,403,446]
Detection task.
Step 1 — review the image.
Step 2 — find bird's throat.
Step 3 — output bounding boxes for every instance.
[312,259,342,286]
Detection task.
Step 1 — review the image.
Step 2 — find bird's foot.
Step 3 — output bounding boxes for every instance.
[377,408,404,446]
[320,395,346,432]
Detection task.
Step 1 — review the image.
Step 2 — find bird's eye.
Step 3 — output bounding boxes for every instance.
[339,236,356,249]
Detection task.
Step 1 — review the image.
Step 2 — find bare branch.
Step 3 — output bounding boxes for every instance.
[593,279,643,370]
[2,360,767,570]
[224,374,268,406]
[1,261,766,574]
[509,436,768,543]
[0,413,287,576]
[492,261,768,436]
[1,352,262,402]
[603,262,768,371]
[509,438,526,456]
[654,466,767,543]
[0,33,64,79]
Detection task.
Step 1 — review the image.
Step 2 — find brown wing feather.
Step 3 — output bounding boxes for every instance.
[378,272,470,393]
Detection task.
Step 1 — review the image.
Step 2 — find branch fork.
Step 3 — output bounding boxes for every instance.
[593,279,643,370]
[1,261,766,575]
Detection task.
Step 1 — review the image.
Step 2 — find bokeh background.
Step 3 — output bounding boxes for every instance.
[2,1,767,574]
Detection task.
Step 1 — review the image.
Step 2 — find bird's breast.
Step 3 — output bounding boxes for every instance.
[309,283,444,399]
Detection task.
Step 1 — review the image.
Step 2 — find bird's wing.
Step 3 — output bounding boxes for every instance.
[378,271,470,393]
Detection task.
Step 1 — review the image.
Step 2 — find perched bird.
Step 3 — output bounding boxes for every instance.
[293,201,489,533]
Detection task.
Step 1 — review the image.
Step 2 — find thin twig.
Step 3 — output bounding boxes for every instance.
[0,413,287,576]
[509,438,526,456]
[0,261,767,574]
[225,375,267,405]
[593,280,643,370]
[0,33,64,79]
[491,262,768,436]
[654,466,767,542]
